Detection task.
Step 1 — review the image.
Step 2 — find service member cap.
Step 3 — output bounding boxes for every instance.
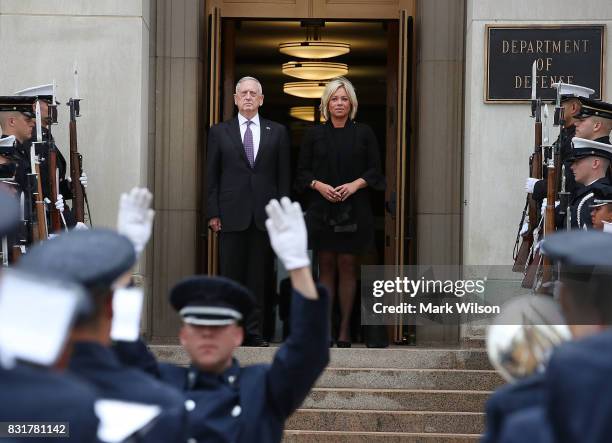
[13,83,55,102]
[170,276,255,326]
[17,229,136,291]
[541,231,612,283]
[590,185,612,208]
[569,137,612,161]
[575,97,612,120]
[0,96,36,118]
[552,82,594,102]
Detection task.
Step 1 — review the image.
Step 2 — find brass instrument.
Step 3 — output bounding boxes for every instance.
[486,294,570,382]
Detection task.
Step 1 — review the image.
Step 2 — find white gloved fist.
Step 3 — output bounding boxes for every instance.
[603,221,612,234]
[525,177,539,194]
[265,197,310,271]
[519,219,529,236]
[79,172,88,188]
[74,222,89,231]
[541,198,559,218]
[117,187,155,256]
[54,194,65,213]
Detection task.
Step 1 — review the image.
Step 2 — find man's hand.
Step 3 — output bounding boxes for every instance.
[208,217,222,232]
[314,181,341,202]
[80,172,88,189]
[334,179,364,202]
[519,218,529,236]
[525,177,539,194]
[54,194,64,213]
[117,187,155,256]
[541,198,560,218]
[265,197,310,271]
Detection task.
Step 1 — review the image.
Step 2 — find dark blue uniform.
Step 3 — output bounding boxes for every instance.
[116,288,329,443]
[482,373,545,443]
[498,406,553,443]
[69,341,189,443]
[0,364,99,443]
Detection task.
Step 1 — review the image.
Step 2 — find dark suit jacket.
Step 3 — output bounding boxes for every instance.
[206,116,290,232]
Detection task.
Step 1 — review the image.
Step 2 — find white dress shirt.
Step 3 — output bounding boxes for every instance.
[238,113,261,160]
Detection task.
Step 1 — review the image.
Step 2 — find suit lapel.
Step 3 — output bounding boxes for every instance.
[226,117,250,167]
[255,118,271,168]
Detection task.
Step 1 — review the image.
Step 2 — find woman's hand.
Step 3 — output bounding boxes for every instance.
[314,181,341,202]
[335,179,366,201]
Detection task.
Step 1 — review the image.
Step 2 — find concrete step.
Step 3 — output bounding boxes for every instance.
[315,368,502,391]
[283,430,480,442]
[149,346,493,370]
[287,409,484,434]
[304,388,491,412]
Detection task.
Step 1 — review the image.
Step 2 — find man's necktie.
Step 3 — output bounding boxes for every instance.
[243,120,254,168]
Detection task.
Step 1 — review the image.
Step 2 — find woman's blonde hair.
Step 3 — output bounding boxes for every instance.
[319,77,358,121]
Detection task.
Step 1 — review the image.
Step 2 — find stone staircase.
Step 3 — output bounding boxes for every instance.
[150,345,503,442]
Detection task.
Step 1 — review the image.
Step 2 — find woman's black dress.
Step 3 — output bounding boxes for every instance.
[295,120,385,254]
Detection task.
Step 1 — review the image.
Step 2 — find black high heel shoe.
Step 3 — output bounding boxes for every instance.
[336,341,351,348]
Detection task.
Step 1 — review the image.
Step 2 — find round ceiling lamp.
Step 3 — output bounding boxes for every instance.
[282,61,348,80]
[283,82,327,99]
[290,106,325,123]
[279,41,350,59]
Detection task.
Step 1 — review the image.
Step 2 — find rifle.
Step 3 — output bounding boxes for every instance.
[47,147,62,232]
[521,98,544,288]
[68,97,85,223]
[30,102,48,242]
[538,154,556,290]
[515,101,543,274]
[513,61,542,272]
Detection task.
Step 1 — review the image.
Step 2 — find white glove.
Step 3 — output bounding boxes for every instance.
[117,187,155,256]
[519,219,529,236]
[265,197,310,271]
[74,222,89,231]
[80,172,88,188]
[525,177,539,194]
[54,194,64,213]
[540,199,560,218]
[603,221,612,234]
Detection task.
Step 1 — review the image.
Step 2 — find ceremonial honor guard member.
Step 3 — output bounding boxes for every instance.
[564,137,612,229]
[0,96,36,193]
[115,197,330,443]
[17,190,189,443]
[497,231,612,443]
[0,191,100,442]
[526,83,594,202]
[590,186,612,232]
[15,84,88,228]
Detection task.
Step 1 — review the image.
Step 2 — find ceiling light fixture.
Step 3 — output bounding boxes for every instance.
[279,41,350,59]
[282,61,348,80]
[283,82,327,99]
[289,106,325,122]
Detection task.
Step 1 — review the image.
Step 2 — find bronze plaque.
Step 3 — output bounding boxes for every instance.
[485,25,605,103]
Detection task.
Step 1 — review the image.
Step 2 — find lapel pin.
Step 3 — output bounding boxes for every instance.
[266,126,271,130]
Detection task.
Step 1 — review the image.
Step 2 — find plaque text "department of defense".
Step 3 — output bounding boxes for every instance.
[485,25,604,103]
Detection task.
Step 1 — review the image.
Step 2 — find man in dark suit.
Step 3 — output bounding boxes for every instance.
[207,76,290,346]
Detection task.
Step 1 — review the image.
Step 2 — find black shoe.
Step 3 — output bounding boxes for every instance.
[329,340,335,348]
[336,341,352,348]
[243,336,269,347]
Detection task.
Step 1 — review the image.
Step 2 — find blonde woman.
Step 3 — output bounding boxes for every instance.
[295,77,385,347]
